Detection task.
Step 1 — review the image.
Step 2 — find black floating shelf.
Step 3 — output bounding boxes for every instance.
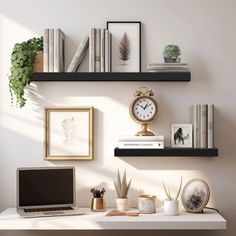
[32,72,191,82]
[114,147,218,157]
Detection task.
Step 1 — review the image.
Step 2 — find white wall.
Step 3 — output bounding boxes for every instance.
[0,0,236,235]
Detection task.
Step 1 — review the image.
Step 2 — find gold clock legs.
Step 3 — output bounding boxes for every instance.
[135,124,156,136]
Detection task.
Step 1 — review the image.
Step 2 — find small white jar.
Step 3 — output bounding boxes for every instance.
[164,200,179,216]
[138,195,156,214]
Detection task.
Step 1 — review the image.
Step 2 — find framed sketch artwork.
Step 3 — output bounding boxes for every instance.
[171,124,193,148]
[45,107,94,160]
[182,178,210,213]
[107,21,141,72]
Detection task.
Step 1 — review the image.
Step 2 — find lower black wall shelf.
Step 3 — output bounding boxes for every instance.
[114,147,218,157]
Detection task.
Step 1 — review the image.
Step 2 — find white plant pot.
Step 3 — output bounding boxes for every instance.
[116,198,128,211]
[164,200,179,216]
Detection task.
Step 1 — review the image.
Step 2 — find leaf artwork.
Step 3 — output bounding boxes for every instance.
[119,33,131,65]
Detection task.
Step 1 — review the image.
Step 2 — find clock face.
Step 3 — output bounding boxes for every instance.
[132,97,157,122]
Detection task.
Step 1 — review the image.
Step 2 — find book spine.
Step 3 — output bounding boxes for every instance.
[109,32,112,72]
[200,104,208,148]
[67,35,89,72]
[208,104,214,148]
[53,28,60,72]
[48,29,54,72]
[192,105,197,148]
[100,29,105,72]
[59,29,65,72]
[118,141,164,149]
[196,104,201,148]
[43,29,49,72]
[95,29,101,72]
[105,30,109,72]
[89,28,95,72]
[75,48,89,71]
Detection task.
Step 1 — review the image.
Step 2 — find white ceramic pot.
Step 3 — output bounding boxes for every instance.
[164,200,179,216]
[116,198,128,211]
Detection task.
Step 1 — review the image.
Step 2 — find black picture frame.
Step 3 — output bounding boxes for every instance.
[107,21,141,72]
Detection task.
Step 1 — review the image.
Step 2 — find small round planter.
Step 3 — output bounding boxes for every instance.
[164,56,181,63]
[164,200,179,216]
[116,198,128,211]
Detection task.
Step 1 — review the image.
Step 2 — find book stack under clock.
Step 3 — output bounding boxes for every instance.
[118,136,164,149]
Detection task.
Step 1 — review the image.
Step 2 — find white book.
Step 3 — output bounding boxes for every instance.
[108,32,111,72]
[48,29,54,72]
[95,28,101,72]
[118,141,164,149]
[197,104,201,148]
[105,30,109,72]
[148,63,188,69]
[192,105,198,148]
[59,30,65,72]
[89,28,96,72]
[43,29,49,72]
[67,35,89,72]
[200,104,208,148]
[53,28,60,72]
[119,135,164,142]
[100,29,105,72]
[208,104,214,148]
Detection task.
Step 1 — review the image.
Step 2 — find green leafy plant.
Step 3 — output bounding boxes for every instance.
[9,37,43,108]
[163,44,181,59]
[113,170,131,198]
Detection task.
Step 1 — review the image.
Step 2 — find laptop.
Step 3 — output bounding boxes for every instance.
[17,166,83,217]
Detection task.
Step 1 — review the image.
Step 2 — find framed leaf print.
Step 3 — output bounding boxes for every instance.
[107,21,141,72]
[45,107,94,160]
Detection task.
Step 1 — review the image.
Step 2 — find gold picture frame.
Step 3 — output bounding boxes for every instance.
[45,107,94,160]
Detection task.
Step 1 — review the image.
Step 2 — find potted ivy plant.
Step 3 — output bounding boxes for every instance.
[9,37,43,108]
[113,170,131,211]
[163,44,181,63]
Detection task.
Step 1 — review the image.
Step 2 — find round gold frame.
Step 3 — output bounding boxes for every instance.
[181,178,210,213]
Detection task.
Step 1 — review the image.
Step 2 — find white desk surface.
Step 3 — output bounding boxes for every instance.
[0,208,226,230]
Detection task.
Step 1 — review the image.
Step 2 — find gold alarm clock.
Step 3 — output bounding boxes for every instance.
[129,87,158,136]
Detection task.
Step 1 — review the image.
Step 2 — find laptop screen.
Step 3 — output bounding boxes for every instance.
[17,167,74,207]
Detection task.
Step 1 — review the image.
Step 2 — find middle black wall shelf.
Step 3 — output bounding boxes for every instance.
[32,71,191,82]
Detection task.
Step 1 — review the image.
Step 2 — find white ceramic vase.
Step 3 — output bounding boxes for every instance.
[164,200,179,216]
[116,198,128,211]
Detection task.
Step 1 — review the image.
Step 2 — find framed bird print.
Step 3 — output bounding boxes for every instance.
[107,21,141,72]
[45,107,94,160]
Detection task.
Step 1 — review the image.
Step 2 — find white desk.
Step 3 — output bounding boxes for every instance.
[0,208,226,230]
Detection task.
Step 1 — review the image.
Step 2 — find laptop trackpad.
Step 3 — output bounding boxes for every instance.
[43,211,64,215]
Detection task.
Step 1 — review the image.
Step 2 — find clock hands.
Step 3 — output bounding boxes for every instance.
[144,102,151,110]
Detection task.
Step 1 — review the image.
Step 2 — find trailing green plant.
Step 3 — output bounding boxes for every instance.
[9,37,43,108]
[113,170,131,198]
[163,44,181,58]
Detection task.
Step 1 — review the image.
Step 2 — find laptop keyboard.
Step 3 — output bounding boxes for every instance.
[24,207,74,213]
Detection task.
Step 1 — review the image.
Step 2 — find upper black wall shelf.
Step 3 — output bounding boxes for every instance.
[115,147,218,157]
[32,72,191,82]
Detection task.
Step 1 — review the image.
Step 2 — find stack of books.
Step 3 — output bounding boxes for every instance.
[190,104,214,148]
[67,35,89,72]
[43,28,65,72]
[147,63,189,72]
[118,136,164,149]
[89,28,111,72]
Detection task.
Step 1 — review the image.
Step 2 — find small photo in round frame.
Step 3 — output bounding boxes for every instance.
[181,178,210,213]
